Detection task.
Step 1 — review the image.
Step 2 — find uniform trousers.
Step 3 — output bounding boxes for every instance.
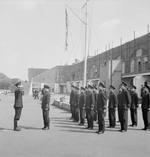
[142,109,149,129]
[130,108,137,126]
[79,108,85,124]
[74,107,79,122]
[86,109,94,128]
[120,109,128,131]
[98,110,105,132]
[42,109,50,127]
[108,108,116,127]
[14,107,22,120]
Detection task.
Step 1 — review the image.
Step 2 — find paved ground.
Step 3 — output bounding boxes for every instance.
[0,94,150,157]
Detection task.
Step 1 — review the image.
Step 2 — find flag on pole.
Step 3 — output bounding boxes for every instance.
[65,8,68,51]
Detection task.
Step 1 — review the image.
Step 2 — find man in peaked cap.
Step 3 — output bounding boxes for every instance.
[79,87,86,125]
[69,84,75,120]
[13,81,24,131]
[96,82,107,134]
[130,85,138,127]
[118,82,131,132]
[108,85,117,128]
[41,85,50,130]
[73,86,80,122]
[93,85,98,122]
[85,84,95,129]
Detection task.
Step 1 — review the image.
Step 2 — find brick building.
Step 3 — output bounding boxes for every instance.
[29,33,150,96]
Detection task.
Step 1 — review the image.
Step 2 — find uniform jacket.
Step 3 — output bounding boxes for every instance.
[117,89,131,109]
[141,91,150,109]
[74,91,79,107]
[79,92,85,109]
[14,87,24,108]
[93,91,98,110]
[108,91,117,109]
[42,91,50,110]
[69,90,74,105]
[130,91,138,109]
[85,90,94,110]
[97,90,107,111]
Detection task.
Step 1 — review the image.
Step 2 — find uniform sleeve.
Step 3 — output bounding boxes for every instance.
[148,93,150,108]
[114,94,117,108]
[126,91,131,108]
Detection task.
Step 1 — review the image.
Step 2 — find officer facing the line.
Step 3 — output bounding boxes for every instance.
[41,85,50,130]
[14,81,24,131]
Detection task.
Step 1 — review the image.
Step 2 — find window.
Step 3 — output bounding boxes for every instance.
[138,60,142,72]
[122,62,125,74]
[130,60,135,73]
[143,56,149,71]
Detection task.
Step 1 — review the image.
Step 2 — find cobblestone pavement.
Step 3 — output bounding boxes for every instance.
[0,94,150,157]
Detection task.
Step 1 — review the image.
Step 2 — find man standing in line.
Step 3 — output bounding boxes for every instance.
[119,82,131,132]
[14,81,24,131]
[130,85,138,127]
[69,85,75,120]
[93,85,98,122]
[79,87,86,125]
[108,85,117,128]
[117,87,122,123]
[141,87,150,130]
[85,85,94,129]
[41,85,50,130]
[96,82,107,134]
[73,86,80,122]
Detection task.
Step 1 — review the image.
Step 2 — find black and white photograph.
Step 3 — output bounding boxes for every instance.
[0,0,150,156]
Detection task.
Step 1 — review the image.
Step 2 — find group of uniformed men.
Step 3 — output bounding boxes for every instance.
[13,81,50,131]
[70,81,150,134]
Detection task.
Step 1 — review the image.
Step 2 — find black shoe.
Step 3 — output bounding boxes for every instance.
[142,128,147,131]
[129,124,134,127]
[96,130,104,134]
[14,127,21,131]
[42,127,49,130]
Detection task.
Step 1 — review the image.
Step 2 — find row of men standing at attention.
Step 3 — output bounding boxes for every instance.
[70,81,150,134]
[13,81,50,131]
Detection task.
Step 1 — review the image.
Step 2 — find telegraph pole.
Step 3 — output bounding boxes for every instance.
[83,0,88,87]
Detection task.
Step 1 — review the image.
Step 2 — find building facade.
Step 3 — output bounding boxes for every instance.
[28,33,150,96]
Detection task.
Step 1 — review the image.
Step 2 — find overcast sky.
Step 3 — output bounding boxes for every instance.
[0,0,150,80]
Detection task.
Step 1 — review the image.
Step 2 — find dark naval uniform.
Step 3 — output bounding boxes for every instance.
[108,91,117,128]
[74,88,80,122]
[93,90,98,121]
[14,84,24,131]
[97,89,107,133]
[141,88,150,130]
[79,90,85,125]
[69,89,74,119]
[130,90,138,126]
[85,89,94,129]
[41,86,50,130]
[118,89,130,132]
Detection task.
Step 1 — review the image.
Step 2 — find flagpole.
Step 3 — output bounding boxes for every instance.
[83,0,88,87]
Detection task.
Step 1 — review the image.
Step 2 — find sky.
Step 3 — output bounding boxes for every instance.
[0,0,150,80]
